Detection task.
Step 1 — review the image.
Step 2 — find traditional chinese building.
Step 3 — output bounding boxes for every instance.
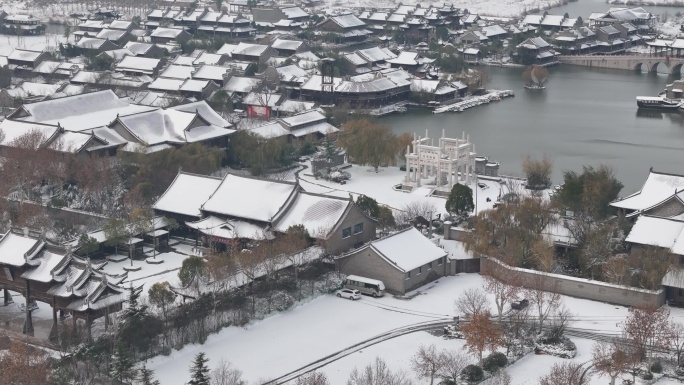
[0,228,127,341]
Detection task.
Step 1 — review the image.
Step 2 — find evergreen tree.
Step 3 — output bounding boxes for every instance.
[119,286,161,355]
[110,343,138,385]
[445,183,474,220]
[188,352,211,385]
[355,195,380,218]
[138,365,161,385]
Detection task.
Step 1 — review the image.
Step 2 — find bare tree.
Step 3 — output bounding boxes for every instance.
[347,357,412,385]
[669,322,684,366]
[592,340,635,385]
[296,371,330,385]
[481,263,520,320]
[526,275,562,333]
[460,310,505,363]
[410,344,445,385]
[455,288,488,320]
[436,350,471,383]
[211,359,245,385]
[538,362,589,385]
[522,154,553,190]
[396,201,438,226]
[623,304,670,367]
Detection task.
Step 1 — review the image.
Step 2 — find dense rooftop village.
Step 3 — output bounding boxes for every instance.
[2,0,684,384]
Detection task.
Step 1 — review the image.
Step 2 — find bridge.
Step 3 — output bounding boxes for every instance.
[559,55,684,75]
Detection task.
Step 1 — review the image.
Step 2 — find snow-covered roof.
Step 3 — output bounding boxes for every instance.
[279,109,326,127]
[153,172,224,217]
[217,43,239,56]
[273,192,350,236]
[201,173,299,223]
[223,76,260,93]
[276,64,308,81]
[101,48,135,61]
[180,78,213,92]
[366,227,447,272]
[170,101,232,127]
[600,25,620,35]
[282,6,309,19]
[12,89,127,123]
[0,231,42,267]
[159,64,195,79]
[151,27,186,38]
[626,215,684,254]
[123,42,156,55]
[522,14,543,25]
[8,49,43,62]
[116,109,231,146]
[192,64,229,81]
[0,119,59,147]
[48,131,97,153]
[611,170,684,211]
[4,81,63,99]
[541,14,564,26]
[232,42,269,57]
[357,46,397,63]
[387,51,420,66]
[96,28,127,40]
[247,121,291,139]
[109,20,134,30]
[194,52,224,65]
[328,14,365,29]
[115,56,161,73]
[185,216,270,240]
[343,52,367,66]
[149,77,184,91]
[481,24,507,37]
[271,38,303,51]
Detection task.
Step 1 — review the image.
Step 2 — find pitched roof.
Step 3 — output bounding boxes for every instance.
[201,173,299,223]
[363,227,447,272]
[611,170,684,211]
[273,192,351,236]
[626,215,684,255]
[153,172,224,217]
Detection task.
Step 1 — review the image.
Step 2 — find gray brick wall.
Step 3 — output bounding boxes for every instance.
[326,205,377,255]
[483,257,665,307]
[338,248,406,294]
[338,248,447,294]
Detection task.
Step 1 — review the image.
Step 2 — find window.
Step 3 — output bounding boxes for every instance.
[406,271,411,279]
[353,223,364,234]
[342,227,351,239]
[418,266,422,275]
[428,262,432,270]
[438,257,443,266]
[680,256,684,266]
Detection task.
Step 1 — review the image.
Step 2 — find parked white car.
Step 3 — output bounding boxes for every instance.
[336,289,361,300]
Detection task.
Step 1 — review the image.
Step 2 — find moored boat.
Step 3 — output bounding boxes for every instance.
[636,96,681,110]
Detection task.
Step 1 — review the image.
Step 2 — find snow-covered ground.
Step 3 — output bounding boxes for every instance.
[0,33,67,56]
[296,162,539,218]
[146,273,684,385]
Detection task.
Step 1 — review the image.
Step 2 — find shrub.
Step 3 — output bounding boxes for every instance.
[643,372,654,380]
[651,361,662,373]
[461,365,484,383]
[482,352,508,372]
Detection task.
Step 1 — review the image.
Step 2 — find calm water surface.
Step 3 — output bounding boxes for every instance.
[380,66,684,192]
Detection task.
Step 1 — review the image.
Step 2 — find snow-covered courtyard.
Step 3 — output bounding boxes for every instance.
[145,273,684,384]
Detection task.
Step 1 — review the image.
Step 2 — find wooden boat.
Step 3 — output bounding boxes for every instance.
[636,96,681,110]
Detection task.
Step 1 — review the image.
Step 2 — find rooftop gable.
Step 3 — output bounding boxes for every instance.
[153,171,223,217]
[368,227,446,272]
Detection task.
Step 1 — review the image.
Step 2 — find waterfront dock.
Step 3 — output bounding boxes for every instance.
[432,90,514,114]
[369,103,408,117]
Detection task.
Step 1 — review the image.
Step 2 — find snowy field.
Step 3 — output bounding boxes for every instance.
[146,273,684,384]
[0,33,67,56]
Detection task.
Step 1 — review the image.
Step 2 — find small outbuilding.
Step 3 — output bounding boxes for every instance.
[337,227,447,294]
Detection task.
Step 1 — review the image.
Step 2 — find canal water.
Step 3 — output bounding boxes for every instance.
[380,66,684,192]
